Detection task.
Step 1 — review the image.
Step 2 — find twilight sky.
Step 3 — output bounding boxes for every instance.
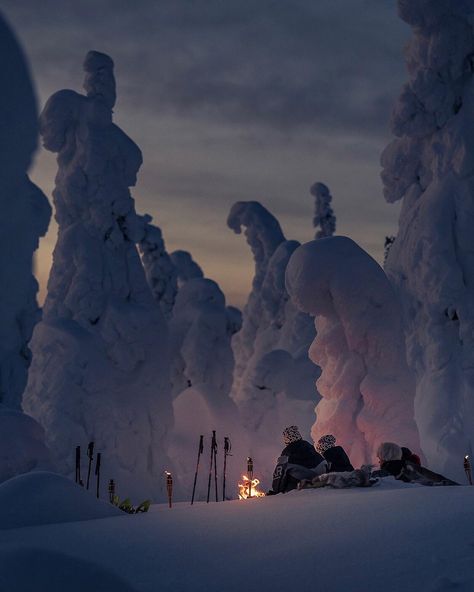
[2,0,409,307]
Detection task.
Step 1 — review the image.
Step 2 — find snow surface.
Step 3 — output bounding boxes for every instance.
[381,0,474,481]
[0,471,121,529]
[23,51,173,500]
[1,474,474,592]
[286,236,420,467]
[227,201,320,483]
[0,408,50,483]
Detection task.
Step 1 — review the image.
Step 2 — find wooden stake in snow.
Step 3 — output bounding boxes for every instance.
[108,479,115,504]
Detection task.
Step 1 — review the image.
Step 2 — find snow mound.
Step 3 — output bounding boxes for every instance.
[286,236,420,466]
[0,548,135,592]
[0,471,122,530]
[0,408,51,484]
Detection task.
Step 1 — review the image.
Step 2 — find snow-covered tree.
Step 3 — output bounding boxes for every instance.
[170,250,204,286]
[227,201,319,480]
[23,51,173,499]
[286,236,420,467]
[383,236,396,267]
[311,182,336,239]
[0,13,52,482]
[381,1,474,480]
[139,218,178,319]
[167,277,246,499]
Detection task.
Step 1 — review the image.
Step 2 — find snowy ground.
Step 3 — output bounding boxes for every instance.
[1,475,474,592]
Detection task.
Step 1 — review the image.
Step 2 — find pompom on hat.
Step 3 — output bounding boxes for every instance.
[283,425,302,445]
[315,434,336,454]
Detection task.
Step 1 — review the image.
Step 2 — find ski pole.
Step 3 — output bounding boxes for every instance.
[108,479,116,504]
[75,446,83,486]
[213,433,218,502]
[247,457,253,498]
[86,441,94,490]
[223,437,231,501]
[207,430,216,503]
[191,435,204,505]
[464,455,472,485]
[166,471,173,508]
[95,452,101,498]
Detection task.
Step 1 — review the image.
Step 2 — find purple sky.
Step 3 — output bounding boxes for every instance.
[2,0,409,307]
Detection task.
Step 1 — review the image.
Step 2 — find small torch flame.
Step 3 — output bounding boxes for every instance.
[238,475,265,499]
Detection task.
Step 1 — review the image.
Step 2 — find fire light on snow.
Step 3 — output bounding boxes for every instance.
[238,475,265,499]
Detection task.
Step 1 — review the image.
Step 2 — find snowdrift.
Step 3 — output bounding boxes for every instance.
[0,472,122,529]
[1,478,474,591]
[0,408,51,484]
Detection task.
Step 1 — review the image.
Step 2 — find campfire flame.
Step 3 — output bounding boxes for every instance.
[238,475,265,499]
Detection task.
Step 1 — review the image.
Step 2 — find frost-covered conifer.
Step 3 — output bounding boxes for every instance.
[311,182,336,239]
[139,218,178,319]
[286,236,420,467]
[170,250,204,286]
[23,52,173,499]
[227,201,319,479]
[167,277,245,499]
[381,0,474,479]
[0,13,52,482]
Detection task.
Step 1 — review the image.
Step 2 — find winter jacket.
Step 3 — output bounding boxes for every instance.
[321,445,354,472]
[401,447,421,466]
[375,460,459,486]
[281,439,325,470]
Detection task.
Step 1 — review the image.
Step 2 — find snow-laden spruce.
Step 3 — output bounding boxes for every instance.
[139,217,178,319]
[167,277,246,499]
[286,236,420,467]
[0,13,52,482]
[170,250,204,285]
[311,182,336,239]
[23,51,173,499]
[381,0,474,480]
[227,201,319,479]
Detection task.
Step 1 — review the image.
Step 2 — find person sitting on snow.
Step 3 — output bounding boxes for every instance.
[374,442,458,486]
[315,434,354,472]
[401,446,421,466]
[268,426,327,494]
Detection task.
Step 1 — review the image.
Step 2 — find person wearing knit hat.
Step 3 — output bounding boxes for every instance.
[267,427,327,495]
[315,434,354,473]
[281,425,324,470]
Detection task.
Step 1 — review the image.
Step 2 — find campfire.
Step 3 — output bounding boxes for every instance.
[238,475,265,499]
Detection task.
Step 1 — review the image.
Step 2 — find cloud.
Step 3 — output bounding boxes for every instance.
[2,0,409,307]
[2,0,409,135]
